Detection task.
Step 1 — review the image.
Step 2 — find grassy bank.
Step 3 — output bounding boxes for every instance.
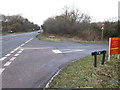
[36,34,108,44]
[49,54,119,88]
[65,38,108,44]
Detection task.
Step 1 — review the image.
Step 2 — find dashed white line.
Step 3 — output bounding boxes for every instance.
[4,61,12,67]
[20,49,24,51]
[10,50,15,54]
[25,38,33,44]
[5,54,11,57]
[0,68,5,74]
[10,57,16,61]
[29,38,33,41]
[14,47,20,51]
[20,44,25,47]
[14,54,20,57]
[0,57,7,61]
[18,46,22,48]
[25,41,29,44]
[1,38,33,62]
[0,38,34,75]
[18,51,23,54]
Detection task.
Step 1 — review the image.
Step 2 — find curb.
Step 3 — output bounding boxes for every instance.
[45,69,61,88]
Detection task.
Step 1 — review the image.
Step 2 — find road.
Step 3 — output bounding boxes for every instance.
[0,31,109,88]
[2,32,38,56]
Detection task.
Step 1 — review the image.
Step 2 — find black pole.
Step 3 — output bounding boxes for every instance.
[102,52,106,65]
[94,54,97,67]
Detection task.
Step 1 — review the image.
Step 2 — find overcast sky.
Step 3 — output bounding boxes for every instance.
[0,0,119,25]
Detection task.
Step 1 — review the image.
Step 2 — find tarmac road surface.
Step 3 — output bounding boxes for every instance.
[0,31,109,88]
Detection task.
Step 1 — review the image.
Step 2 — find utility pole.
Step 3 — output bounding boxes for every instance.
[5,19,8,32]
[101,23,104,41]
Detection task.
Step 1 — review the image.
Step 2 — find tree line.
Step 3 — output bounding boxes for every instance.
[42,6,119,41]
[1,14,40,34]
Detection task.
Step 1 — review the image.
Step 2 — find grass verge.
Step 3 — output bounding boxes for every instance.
[49,54,119,88]
[66,38,108,44]
[36,34,108,44]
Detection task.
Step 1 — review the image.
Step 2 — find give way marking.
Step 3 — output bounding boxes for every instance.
[52,49,84,54]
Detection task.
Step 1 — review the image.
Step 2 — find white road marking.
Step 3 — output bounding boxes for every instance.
[52,49,84,54]
[22,47,52,50]
[1,38,33,64]
[4,61,12,67]
[14,54,20,57]
[20,44,25,47]
[10,57,16,61]
[10,50,15,54]
[29,38,33,41]
[20,49,24,51]
[25,41,29,44]
[63,50,84,53]
[0,57,7,61]
[52,50,62,54]
[0,68,5,74]
[5,54,11,57]
[25,38,33,44]
[52,50,58,53]
[45,69,61,88]
[18,51,23,54]
[14,47,20,51]
[17,46,22,48]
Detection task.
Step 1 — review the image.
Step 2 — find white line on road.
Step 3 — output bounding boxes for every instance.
[0,57,7,61]
[63,50,84,53]
[25,38,33,44]
[0,68,5,75]
[14,54,20,57]
[4,61,12,67]
[10,50,15,54]
[52,49,84,54]
[18,50,23,54]
[22,47,52,50]
[52,50,62,54]
[10,57,16,61]
[20,49,24,51]
[20,44,25,47]
[1,38,33,62]
[25,41,29,44]
[14,47,20,51]
[45,69,61,88]
[5,54,11,57]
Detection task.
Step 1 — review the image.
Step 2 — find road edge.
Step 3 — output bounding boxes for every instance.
[45,69,61,88]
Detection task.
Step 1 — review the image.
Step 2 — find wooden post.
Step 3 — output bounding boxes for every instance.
[108,38,111,61]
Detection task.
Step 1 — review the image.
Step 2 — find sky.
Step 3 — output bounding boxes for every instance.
[0,0,119,25]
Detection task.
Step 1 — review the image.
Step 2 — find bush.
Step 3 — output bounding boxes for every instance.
[1,14,40,33]
[42,6,119,41]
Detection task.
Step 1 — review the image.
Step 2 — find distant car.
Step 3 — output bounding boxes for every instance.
[38,30,43,33]
[8,30,13,33]
[38,31,41,33]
